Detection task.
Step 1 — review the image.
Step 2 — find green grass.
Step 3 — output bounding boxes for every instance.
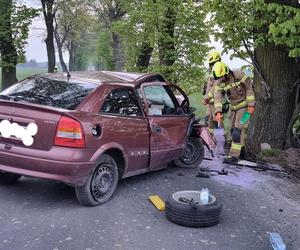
[188,92,207,118]
[260,148,281,158]
[0,67,47,89]
[16,67,47,81]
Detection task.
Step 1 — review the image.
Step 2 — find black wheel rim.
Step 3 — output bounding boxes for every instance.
[91,164,114,201]
[180,139,200,164]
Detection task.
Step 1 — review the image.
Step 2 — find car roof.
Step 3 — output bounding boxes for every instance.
[41,71,165,87]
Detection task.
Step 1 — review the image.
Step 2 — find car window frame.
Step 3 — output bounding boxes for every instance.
[169,83,191,115]
[99,86,145,118]
[139,82,189,117]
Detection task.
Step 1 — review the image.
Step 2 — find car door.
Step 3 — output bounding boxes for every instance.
[139,82,191,169]
[98,87,150,174]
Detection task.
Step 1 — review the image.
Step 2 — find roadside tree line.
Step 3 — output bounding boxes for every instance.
[0,0,299,156]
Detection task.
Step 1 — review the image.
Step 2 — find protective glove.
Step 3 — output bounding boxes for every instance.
[214,112,223,122]
[247,106,255,115]
[202,99,209,105]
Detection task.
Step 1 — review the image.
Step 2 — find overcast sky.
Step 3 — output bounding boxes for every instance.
[25,15,245,69]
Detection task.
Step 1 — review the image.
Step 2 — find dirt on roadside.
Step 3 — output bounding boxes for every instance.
[263,148,300,178]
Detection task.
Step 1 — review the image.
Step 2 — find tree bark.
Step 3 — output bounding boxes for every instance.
[246,44,298,156]
[157,4,177,80]
[136,41,153,71]
[158,6,176,66]
[41,0,56,73]
[68,40,76,71]
[54,17,68,72]
[1,67,17,90]
[0,0,17,90]
[57,44,67,72]
[112,32,124,71]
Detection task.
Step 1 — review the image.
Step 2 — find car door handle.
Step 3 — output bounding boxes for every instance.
[152,126,161,133]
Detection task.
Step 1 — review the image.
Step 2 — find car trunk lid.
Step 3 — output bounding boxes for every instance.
[0,100,64,150]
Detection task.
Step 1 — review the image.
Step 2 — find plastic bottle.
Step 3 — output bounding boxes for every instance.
[240,111,251,125]
[200,188,209,205]
[269,232,286,250]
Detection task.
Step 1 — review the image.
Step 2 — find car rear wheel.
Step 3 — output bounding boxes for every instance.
[173,137,204,168]
[75,154,119,206]
[0,172,21,185]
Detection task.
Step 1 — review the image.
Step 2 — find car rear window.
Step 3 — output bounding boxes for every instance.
[1,77,98,110]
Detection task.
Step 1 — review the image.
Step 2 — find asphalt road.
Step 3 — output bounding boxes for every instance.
[0,159,299,250]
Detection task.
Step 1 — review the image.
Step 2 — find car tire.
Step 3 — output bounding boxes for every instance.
[75,154,119,206]
[166,190,222,227]
[172,137,204,168]
[0,172,21,185]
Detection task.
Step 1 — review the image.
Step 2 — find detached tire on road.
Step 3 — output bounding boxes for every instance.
[75,154,119,206]
[173,137,204,168]
[0,172,21,185]
[166,190,222,227]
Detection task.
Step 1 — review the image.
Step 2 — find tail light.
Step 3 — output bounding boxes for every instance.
[54,116,85,148]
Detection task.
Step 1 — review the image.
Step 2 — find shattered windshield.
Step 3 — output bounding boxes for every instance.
[0,77,97,110]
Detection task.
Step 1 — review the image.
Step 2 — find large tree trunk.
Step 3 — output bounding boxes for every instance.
[157,3,177,80]
[111,32,124,71]
[55,28,68,72]
[0,0,17,90]
[57,44,67,72]
[54,18,68,72]
[41,0,56,73]
[68,40,76,71]
[246,44,298,156]
[1,67,17,90]
[136,41,153,71]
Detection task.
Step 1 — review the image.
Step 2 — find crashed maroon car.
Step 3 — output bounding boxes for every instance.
[0,71,207,206]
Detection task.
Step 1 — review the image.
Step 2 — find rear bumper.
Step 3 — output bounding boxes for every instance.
[0,147,96,186]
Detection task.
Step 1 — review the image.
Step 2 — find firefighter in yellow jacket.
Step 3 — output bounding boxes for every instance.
[202,51,224,134]
[212,62,255,164]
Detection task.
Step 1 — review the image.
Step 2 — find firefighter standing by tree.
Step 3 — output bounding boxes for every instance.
[212,61,255,164]
[202,51,224,135]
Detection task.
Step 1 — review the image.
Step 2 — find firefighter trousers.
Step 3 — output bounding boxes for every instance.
[229,107,248,158]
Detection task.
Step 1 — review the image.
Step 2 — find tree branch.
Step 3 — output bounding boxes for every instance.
[242,38,271,99]
[233,49,253,65]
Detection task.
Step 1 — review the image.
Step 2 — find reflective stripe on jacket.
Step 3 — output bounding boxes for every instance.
[204,74,215,103]
[214,70,255,114]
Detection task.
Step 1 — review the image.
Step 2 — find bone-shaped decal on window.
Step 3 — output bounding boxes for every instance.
[0,120,38,146]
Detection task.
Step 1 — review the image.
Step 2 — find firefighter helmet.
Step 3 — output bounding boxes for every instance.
[208,51,221,64]
[212,62,229,79]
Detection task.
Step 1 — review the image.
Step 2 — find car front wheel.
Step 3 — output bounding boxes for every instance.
[173,137,204,168]
[75,154,119,206]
